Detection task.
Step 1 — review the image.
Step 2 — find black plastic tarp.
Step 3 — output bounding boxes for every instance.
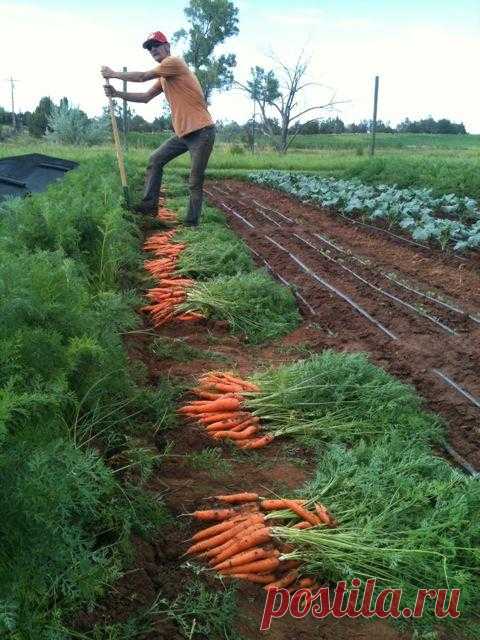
[0,153,78,202]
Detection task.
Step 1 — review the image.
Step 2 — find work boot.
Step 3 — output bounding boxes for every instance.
[132,201,157,216]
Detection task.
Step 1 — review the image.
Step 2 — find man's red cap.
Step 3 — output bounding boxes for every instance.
[142,31,169,49]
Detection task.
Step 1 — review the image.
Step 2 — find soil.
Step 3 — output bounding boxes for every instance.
[75,180,477,639]
[205,180,480,471]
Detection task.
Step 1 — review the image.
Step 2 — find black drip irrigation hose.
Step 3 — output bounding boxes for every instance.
[252,199,295,224]
[432,369,480,410]
[431,370,480,477]
[443,443,479,478]
[293,233,458,337]
[264,234,399,341]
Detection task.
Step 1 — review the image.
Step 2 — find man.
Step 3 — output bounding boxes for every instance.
[101,31,215,226]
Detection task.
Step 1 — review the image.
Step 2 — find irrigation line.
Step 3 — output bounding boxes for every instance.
[264,235,398,340]
[253,199,294,224]
[329,211,433,250]
[293,233,458,337]
[380,273,480,325]
[315,232,479,325]
[432,369,480,410]
[260,211,282,227]
[443,443,479,478]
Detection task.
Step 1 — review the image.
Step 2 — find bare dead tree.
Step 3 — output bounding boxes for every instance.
[236,51,347,153]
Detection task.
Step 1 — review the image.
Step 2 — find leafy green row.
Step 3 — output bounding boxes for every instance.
[0,155,173,639]
[250,171,480,252]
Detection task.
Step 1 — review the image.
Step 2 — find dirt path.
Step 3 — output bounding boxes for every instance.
[205,180,480,472]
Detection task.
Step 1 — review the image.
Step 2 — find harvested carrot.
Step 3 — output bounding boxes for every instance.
[220,557,280,576]
[213,547,277,571]
[293,521,312,530]
[199,412,245,425]
[212,527,272,565]
[203,521,265,561]
[191,509,235,521]
[260,499,287,511]
[215,493,259,504]
[284,500,321,527]
[186,515,264,555]
[265,570,299,590]
[192,390,223,400]
[237,435,274,449]
[315,504,335,526]
[212,426,259,441]
[191,516,251,542]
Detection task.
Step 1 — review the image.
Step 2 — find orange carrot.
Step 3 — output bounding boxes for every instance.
[220,557,280,576]
[186,515,264,555]
[213,547,276,571]
[293,521,312,530]
[199,411,245,425]
[260,499,287,511]
[213,426,259,441]
[237,435,274,449]
[212,527,272,565]
[284,500,321,527]
[265,570,299,590]
[315,504,336,526]
[203,521,265,561]
[215,493,259,504]
[191,509,235,521]
[192,390,223,400]
[191,515,251,542]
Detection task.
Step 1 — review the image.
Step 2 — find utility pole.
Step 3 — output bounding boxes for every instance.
[370,75,379,156]
[122,66,128,149]
[4,77,18,128]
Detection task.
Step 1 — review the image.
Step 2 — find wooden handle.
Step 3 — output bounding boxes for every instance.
[105,78,128,189]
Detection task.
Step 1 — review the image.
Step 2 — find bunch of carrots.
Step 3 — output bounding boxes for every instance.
[156,205,178,223]
[186,492,336,589]
[179,371,273,449]
[141,228,204,327]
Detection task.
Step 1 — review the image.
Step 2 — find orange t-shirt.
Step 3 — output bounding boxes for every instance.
[153,56,214,138]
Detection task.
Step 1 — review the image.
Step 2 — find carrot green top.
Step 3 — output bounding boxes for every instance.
[153,56,214,137]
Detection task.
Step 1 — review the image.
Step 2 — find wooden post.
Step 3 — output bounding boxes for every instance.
[370,75,379,156]
[252,98,256,154]
[122,66,128,149]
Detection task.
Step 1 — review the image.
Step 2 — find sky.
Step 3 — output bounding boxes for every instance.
[1,0,479,132]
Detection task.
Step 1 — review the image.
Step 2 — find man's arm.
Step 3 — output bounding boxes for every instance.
[102,66,159,82]
[104,80,163,104]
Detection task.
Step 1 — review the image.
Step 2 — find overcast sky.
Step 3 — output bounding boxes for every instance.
[1,0,479,132]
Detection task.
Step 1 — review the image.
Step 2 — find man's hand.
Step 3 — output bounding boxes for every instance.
[103,84,117,98]
[101,65,117,79]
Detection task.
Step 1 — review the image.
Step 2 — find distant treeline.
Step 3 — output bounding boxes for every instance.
[0,98,467,137]
[218,116,467,137]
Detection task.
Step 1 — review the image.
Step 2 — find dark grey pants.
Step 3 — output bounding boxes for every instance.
[142,125,215,225]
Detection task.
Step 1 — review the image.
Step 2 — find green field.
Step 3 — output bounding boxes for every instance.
[1,134,479,639]
[2,131,479,199]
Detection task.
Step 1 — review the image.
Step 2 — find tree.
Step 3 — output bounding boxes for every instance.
[173,0,239,102]
[28,96,54,137]
[237,53,345,153]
